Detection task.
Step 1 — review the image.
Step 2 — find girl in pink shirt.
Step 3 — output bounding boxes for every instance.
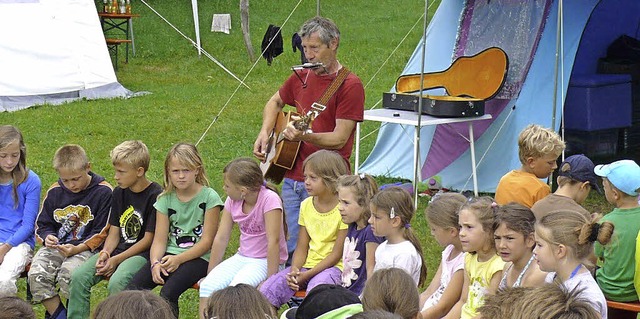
[198,158,287,318]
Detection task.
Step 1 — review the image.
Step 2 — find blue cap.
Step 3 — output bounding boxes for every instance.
[594,160,640,196]
[558,154,600,193]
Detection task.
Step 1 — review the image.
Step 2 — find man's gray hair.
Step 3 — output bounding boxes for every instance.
[299,16,340,47]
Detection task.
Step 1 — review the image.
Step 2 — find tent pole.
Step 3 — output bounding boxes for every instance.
[317,0,320,16]
[559,0,565,161]
[551,0,562,132]
[191,0,201,56]
[414,0,428,207]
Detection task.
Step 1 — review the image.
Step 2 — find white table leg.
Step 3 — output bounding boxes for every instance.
[469,122,478,197]
[413,125,419,207]
[355,122,361,174]
[129,19,136,56]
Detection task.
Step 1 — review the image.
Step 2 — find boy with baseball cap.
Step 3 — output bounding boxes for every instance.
[531,154,599,220]
[594,159,640,303]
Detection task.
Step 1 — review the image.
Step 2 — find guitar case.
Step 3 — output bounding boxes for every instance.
[384,47,508,117]
[383,92,485,117]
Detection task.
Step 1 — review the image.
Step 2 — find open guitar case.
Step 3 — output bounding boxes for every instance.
[383,46,509,117]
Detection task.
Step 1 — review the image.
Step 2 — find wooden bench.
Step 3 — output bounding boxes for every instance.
[606,299,640,319]
[105,38,132,70]
[607,299,640,312]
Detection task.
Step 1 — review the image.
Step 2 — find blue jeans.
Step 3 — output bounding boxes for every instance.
[282,178,309,256]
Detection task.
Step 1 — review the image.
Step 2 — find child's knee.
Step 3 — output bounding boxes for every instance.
[69,265,92,285]
[106,275,130,295]
[0,279,18,297]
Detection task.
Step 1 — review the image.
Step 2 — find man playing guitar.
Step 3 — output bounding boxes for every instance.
[253,16,364,262]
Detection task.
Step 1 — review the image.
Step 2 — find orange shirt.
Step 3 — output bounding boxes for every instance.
[495,170,550,208]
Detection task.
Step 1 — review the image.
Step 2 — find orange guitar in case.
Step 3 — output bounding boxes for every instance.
[385,47,509,117]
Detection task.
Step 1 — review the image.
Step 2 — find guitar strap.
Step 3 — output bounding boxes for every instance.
[313,67,351,111]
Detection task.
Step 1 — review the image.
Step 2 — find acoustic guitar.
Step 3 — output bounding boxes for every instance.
[260,104,325,183]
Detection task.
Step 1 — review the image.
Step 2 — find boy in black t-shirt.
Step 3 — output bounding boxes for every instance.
[68,140,162,319]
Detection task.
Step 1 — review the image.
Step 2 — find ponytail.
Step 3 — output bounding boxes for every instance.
[578,220,614,247]
[538,210,615,261]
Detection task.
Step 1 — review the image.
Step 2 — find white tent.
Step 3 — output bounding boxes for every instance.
[0,0,132,112]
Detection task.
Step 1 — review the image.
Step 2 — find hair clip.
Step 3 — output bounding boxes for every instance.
[389,207,396,219]
[405,223,411,229]
[491,202,498,208]
[359,173,366,180]
[262,180,267,187]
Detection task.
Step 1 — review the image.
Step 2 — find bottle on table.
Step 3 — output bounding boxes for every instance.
[103,0,109,13]
[126,0,131,14]
[119,0,125,14]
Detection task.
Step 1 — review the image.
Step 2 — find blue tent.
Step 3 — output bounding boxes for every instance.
[359,0,640,193]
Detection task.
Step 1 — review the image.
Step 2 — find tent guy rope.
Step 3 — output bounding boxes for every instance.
[195,0,305,146]
[139,0,250,89]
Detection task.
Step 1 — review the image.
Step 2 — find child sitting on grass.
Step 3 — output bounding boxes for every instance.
[495,124,565,208]
[0,125,41,298]
[125,143,223,318]
[259,150,349,310]
[337,174,383,295]
[68,140,162,319]
[28,144,113,319]
[419,193,466,319]
[594,160,640,308]
[534,210,613,318]
[531,154,597,220]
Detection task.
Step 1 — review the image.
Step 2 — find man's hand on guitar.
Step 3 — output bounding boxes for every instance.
[283,121,304,141]
[253,132,270,162]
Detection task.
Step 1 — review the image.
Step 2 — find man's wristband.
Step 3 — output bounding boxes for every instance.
[151,260,161,271]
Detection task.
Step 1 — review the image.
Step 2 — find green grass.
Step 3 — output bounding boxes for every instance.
[6,0,430,317]
[5,0,617,318]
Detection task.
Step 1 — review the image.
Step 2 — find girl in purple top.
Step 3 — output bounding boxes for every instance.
[337,174,383,295]
[0,125,41,297]
[198,158,287,318]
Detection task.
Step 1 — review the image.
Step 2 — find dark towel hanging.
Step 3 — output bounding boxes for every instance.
[292,32,307,64]
[261,24,283,66]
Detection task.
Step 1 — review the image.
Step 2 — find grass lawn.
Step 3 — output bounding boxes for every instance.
[4,0,617,318]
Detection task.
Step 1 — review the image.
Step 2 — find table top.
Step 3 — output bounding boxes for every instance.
[98,12,140,18]
[364,108,492,126]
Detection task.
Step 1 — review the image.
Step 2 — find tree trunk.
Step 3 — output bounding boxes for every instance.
[240,0,255,61]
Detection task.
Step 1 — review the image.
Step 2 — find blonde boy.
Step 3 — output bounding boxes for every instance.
[67,141,163,319]
[28,144,112,319]
[594,159,640,302]
[531,154,598,220]
[495,124,565,208]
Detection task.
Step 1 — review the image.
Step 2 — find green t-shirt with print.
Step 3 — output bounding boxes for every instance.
[154,186,223,262]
